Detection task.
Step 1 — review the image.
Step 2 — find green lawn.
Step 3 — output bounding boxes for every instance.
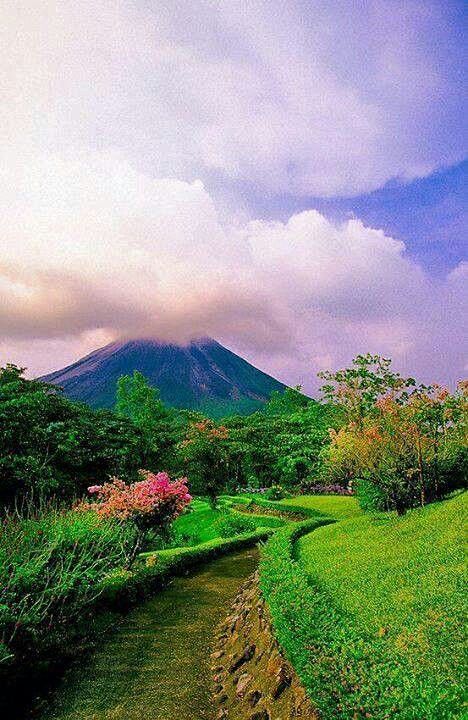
[279,493,362,520]
[171,497,285,546]
[296,491,467,718]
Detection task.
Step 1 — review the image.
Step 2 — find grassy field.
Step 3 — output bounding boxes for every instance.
[296,491,467,718]
[279,493,362,520]
[171,497,286,546]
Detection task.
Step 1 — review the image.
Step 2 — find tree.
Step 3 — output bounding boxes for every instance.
[323,379,467,514]
[318,353,416,427]
[0,366,146,503]
[116,371,177,470]
[180,420,230,506]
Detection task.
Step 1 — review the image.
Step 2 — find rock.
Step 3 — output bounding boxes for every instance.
[247,689,262,707]
[228,644,256,672]
[250,711,270,720]
[255,649,265,664]
[212,571,316,720]
[236,672,253,697]
[271,667,292,699]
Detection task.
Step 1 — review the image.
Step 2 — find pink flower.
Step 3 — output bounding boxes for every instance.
[84,471,192,531]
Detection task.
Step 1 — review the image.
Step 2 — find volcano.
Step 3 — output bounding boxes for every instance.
[40,337,287,417]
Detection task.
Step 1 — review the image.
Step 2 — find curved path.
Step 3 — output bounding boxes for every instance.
[38,548,258,720]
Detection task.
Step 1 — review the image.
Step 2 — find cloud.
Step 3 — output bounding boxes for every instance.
[0,150,465,391]
[1,0,465,197]
[0,1,465,390]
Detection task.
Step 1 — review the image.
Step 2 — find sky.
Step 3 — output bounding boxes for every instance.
[0,0,466,394]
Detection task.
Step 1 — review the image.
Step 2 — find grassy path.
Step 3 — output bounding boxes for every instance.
[37,548,258,720]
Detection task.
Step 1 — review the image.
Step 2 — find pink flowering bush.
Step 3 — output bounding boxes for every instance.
[85,470,192,535]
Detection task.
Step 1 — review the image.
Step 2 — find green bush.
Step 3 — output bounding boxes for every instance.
[264,485,290,501]
[214,512,257,538]
[0,503,138,669]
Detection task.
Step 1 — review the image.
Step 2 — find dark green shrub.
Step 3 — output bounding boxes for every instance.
[264,485,290,500]
[355,476,388,512]
[0,503,138,667]
[215,512,257,538]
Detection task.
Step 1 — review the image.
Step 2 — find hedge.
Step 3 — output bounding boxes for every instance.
[259,517,345,717]
[224,494,323,520]
[102,526,274,606]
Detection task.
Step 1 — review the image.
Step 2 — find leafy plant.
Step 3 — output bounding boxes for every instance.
[214,512,257,538]
[81,471,191,552]
[0,502,138,668]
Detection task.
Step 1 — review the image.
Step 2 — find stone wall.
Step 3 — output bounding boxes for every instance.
[211,572,318,720]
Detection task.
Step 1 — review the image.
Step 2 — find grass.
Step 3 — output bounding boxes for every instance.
[169,497,286,547]
[39,549,260,720]
[286,491,466,718]
[278,493,362,520]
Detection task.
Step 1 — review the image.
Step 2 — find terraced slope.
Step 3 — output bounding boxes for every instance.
[296,492,467,718]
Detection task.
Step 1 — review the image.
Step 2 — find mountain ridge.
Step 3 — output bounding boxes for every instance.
[40,337,287,417]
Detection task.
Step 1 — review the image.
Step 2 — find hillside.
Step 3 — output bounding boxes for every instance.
[39,337,287,417]
[296,492,467,718]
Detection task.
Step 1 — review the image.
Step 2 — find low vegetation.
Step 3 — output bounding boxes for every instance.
[0,503,138,669]
[278,493,362,520]
[0,492,286,708]
[0,352,465,717]
[260,492,467,719]
[165,497,286,547]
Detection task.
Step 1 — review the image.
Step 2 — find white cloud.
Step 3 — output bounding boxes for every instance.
[1,0,465,197]
[0,1,465,390]
[0,150,465,390]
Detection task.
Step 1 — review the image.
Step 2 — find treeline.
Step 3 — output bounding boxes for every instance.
[0,364,334,506]
[0,355,466,514]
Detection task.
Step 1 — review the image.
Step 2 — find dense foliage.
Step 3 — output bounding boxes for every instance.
[1,357,465,512]
[0,503,138,668]
[180,419,231,505]
[320,355,467,512]
[0,365,146,503]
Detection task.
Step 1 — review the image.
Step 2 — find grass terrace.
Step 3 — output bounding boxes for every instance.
[260,491,467,719]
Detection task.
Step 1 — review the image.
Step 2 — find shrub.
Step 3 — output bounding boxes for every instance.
[215,513,257,538]
[264,485,290,501]
[323,382,467,513]
[82,471,191,541]
[0,503,138,669]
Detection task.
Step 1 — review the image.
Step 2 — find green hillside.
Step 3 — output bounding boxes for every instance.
[296,492,467,718]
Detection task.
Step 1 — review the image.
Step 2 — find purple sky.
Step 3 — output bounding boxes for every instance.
[0,0,466,394]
